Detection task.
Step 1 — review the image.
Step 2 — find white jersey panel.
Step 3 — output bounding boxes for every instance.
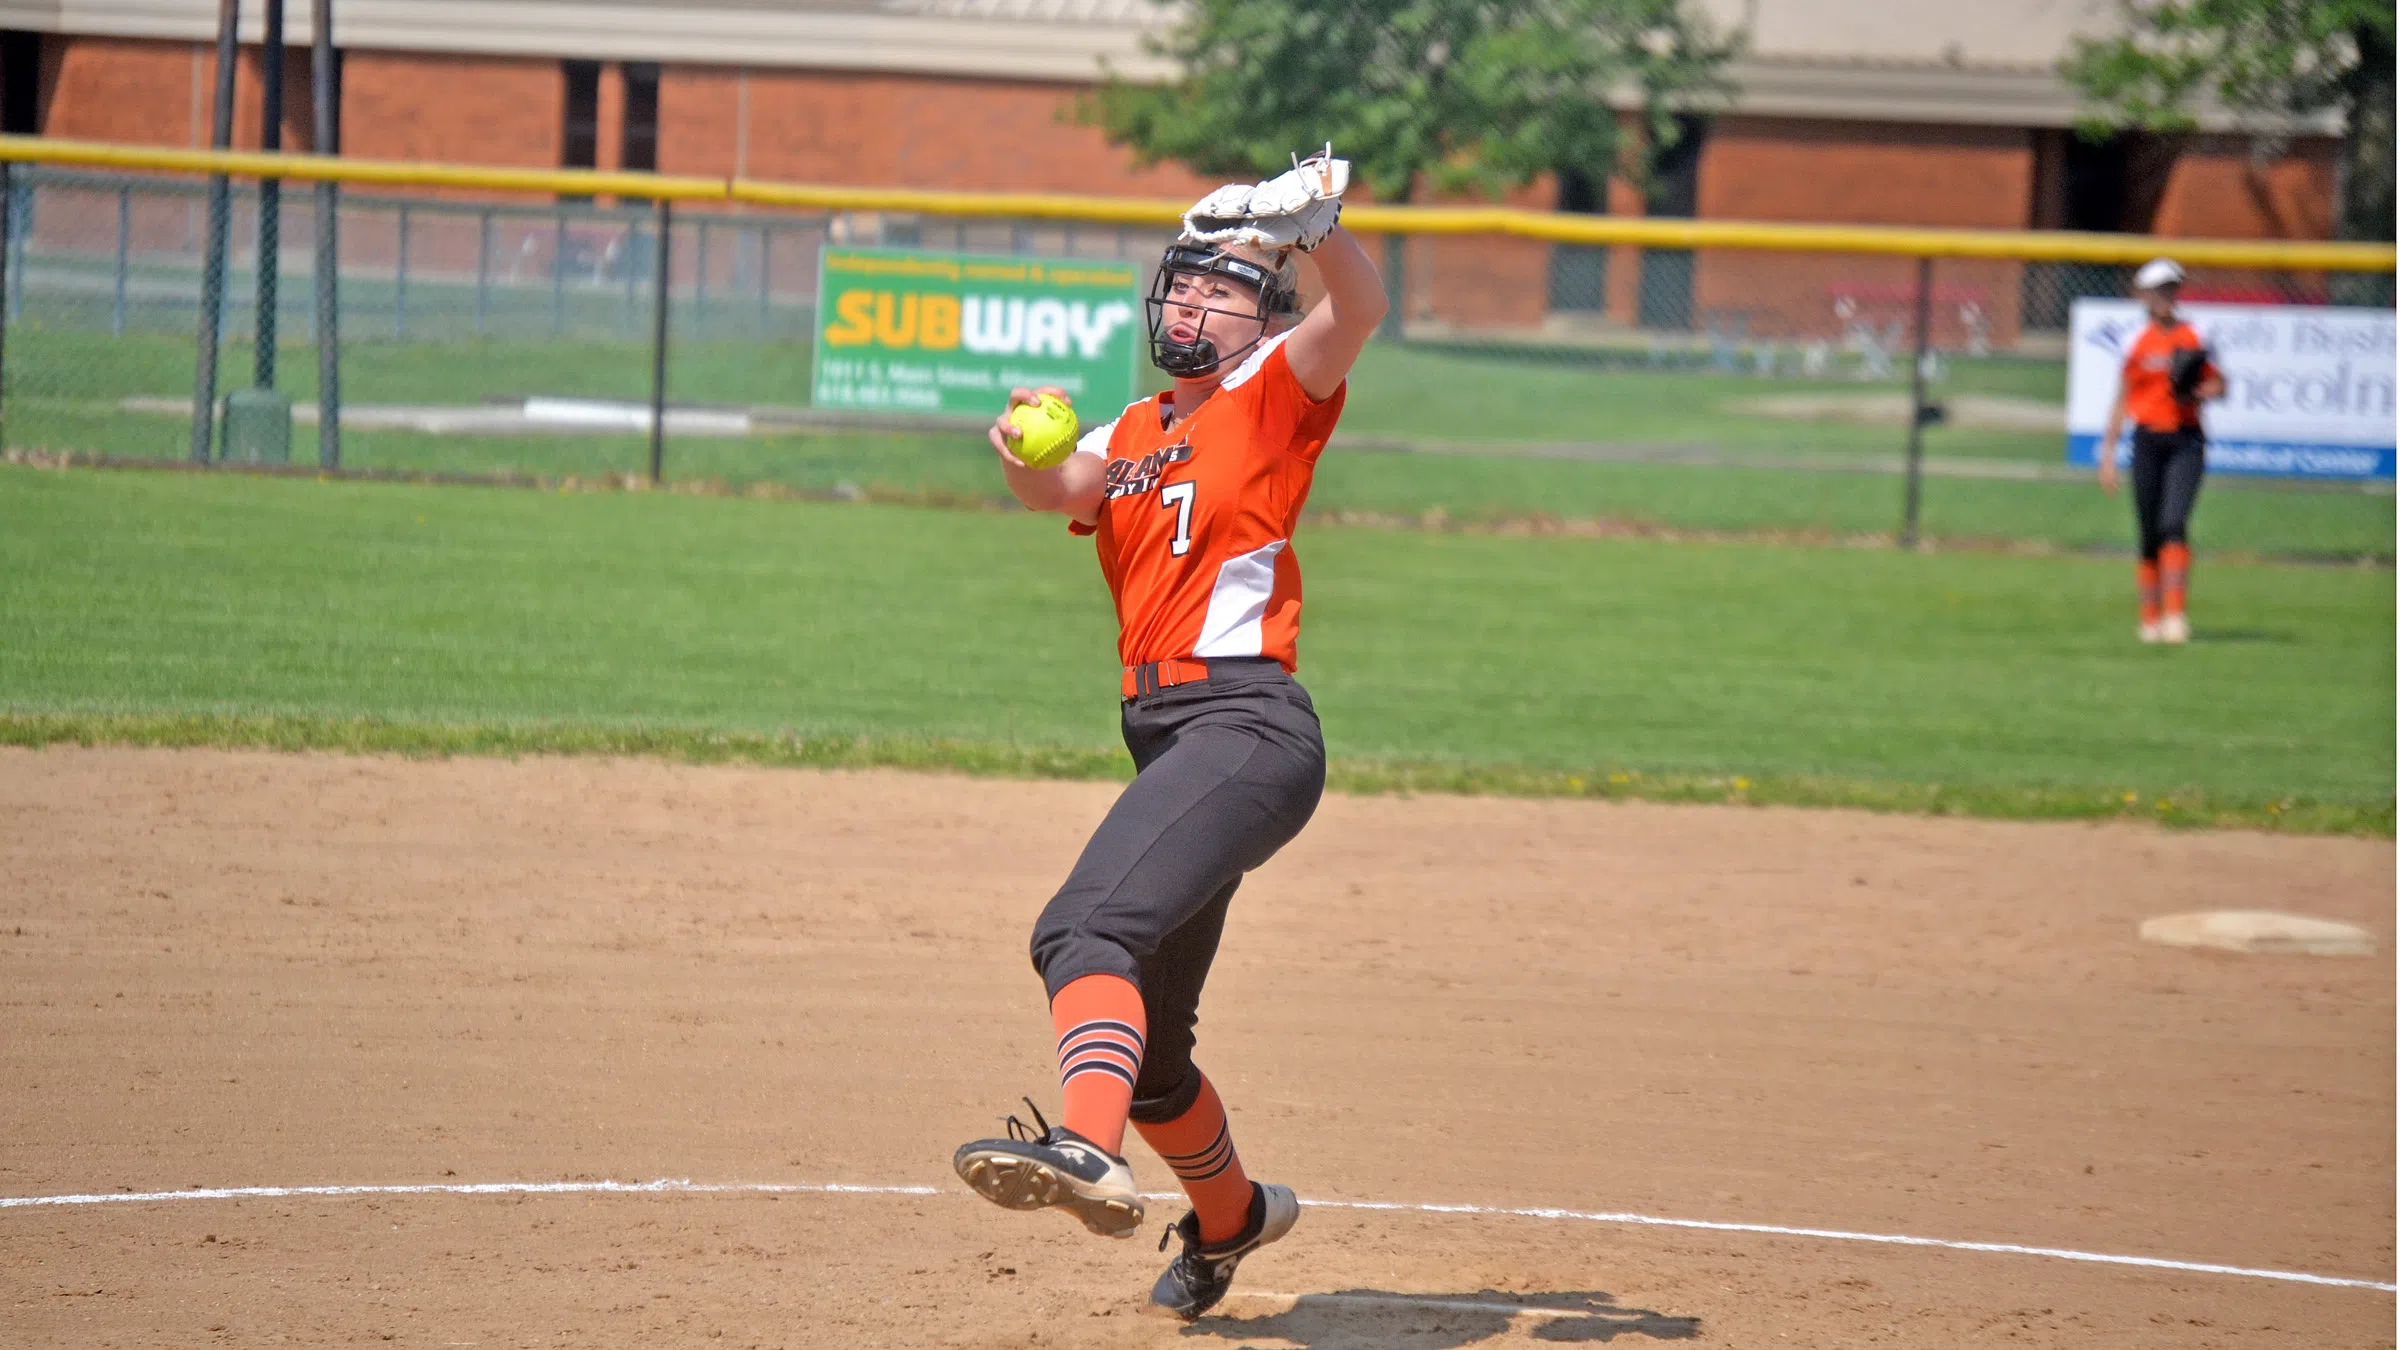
[1219,330,1295,393]
[1075,417,1121,458]
[1191,539,1287,658]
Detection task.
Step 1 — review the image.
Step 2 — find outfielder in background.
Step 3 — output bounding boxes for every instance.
[951,147,1384,1320]
[2096,257,2224,645]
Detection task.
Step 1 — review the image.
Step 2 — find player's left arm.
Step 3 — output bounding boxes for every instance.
[1283,225,1388,403]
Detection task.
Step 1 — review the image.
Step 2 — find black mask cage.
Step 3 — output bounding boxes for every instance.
[1146,244,1298,379]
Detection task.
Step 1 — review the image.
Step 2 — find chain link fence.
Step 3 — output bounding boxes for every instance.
[0,164,2389,549]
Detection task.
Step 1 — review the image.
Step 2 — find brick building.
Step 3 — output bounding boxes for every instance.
[0,0,2345,342]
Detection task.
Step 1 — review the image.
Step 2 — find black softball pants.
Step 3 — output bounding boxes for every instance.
[2131,428,2207,561]
[1029,659,1326,1124]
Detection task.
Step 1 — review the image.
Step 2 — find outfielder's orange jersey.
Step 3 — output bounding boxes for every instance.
[1068,332,1345,672]
[2121,320,2217,432]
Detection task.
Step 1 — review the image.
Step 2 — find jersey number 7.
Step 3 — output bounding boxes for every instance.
[1160,481,1196,557]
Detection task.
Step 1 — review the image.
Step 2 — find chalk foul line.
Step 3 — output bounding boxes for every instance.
[1,1178,2387,1293]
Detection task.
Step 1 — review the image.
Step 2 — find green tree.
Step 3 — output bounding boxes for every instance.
[1082,0,1742,335]
[2065,0,2395,243]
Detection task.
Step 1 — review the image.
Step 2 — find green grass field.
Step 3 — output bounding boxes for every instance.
[6,328,2391,561]
[2,464,2389,833]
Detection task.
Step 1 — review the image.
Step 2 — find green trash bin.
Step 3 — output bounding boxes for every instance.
[220,388,293,466]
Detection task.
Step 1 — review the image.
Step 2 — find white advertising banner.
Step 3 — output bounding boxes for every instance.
[2065,299,2395,480]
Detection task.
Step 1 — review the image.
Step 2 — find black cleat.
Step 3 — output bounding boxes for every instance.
[953,1099,1144,1239]
[1147,1181,1300,1321]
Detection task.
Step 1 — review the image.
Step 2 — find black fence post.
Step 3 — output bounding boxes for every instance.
[255,0,284,391]
[311,0,340,470]
[1899,256,1934,549]
[0,161,13,452]
[191,0,240,464]
[649,198,671,485]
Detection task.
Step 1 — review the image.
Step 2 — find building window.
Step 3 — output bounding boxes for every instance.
[1638,116,1707,331]
[1547,167,1608,313]
[0,31,45,135]
[622,62,660,173]
[561,59,600,169]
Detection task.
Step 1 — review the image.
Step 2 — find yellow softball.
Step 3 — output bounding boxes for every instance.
[1007,394,1080,470]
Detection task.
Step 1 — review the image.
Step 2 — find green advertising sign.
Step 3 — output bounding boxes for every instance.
[811,247,1143,416]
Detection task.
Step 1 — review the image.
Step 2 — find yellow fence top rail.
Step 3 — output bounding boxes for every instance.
[2,135,2390,273]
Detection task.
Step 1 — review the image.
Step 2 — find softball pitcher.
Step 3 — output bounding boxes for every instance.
[951,146,1384,1320]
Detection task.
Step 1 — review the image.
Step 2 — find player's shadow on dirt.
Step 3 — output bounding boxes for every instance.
[1186,1288,1700,1348]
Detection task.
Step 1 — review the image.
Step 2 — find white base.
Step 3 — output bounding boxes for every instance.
[2139,910,2376,956]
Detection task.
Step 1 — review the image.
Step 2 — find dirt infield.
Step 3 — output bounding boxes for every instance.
[2,747,2390,1348]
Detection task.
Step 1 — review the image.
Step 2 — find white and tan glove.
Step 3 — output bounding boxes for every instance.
[1178,144,1350,253]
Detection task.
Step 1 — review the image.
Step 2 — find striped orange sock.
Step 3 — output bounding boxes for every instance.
[2137,559,2162,625]
[1051,974,1144,1156]
[2159,542,2189,617]
[1133,1071,1253,1244]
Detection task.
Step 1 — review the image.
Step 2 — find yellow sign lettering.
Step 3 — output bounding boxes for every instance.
[825,290,876,347]
[919,294,960,350]
[874,292,918,347]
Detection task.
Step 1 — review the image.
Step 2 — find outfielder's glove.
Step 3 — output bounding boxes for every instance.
[2168,345,2211,400]
[1180,144,1349,253]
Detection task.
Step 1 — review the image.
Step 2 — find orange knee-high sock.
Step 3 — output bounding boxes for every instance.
[2136,559,2162,625]
[2159,542,2190,617]
[1050,974,1145,1156]
[1133,1072,1254,1245]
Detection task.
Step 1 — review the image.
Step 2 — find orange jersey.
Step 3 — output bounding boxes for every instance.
[2120,320,2216,432]
[1068,333,1344,672]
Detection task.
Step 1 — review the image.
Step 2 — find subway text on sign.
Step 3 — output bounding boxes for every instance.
[824,292,1136,358]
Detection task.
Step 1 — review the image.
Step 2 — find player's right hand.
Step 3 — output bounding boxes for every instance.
[2097,440,2119,494]
[988,386,1069,470]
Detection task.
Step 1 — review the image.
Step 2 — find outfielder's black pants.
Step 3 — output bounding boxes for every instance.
[2131,428,2207,561]
[1029,659,1325,1125]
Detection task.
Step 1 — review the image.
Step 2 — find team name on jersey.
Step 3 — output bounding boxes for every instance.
[1102,441,1193,500]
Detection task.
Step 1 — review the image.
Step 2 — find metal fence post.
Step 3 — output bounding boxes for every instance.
[551,211,567,335]
[1899,256,1934,549]
[393,203,409,338]
[694,216,708,339]
[113,184,129,338]
[311,0,340,470]
[622,215,639,332]
[0,162,12,450]
[8,176,23,323]
[475,207,492,334]
[254,0,284,390]
[192,0,240,464]
[756,223,770,332]
[648,198,671,485]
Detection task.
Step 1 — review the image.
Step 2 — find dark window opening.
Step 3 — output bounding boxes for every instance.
[1547,166,1608,313]
[2024,129,2179,327]
[1,31,46,135]
[621,62,660,174]
[2063,133,2130,232]
[1644,118,1706,219]
[561,59,600,170]
[1639,115,1707,331]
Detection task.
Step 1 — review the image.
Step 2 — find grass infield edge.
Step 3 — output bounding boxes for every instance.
[4,711,2386,839]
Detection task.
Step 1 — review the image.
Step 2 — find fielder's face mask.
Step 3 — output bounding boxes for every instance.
[1147,244,1299,379]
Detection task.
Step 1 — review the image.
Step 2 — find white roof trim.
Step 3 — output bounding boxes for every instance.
[0,0,2335,133]
[0,1,1177,80]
